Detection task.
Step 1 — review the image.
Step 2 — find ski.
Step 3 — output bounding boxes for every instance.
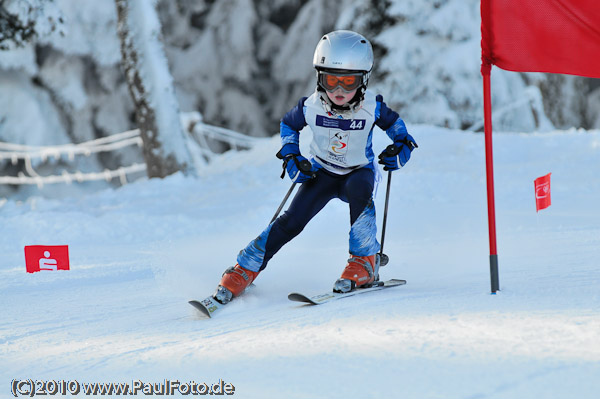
[288,278,406,305]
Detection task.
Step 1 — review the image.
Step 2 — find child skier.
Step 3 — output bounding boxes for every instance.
[212,30,417,304]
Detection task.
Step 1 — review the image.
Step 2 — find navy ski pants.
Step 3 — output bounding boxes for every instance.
[237,167,380,272]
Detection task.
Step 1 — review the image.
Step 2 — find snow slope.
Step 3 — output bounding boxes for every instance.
[1,126,599,398]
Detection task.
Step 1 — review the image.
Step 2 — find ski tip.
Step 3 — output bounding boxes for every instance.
[287,292,305,301]
[288,292,316,304]
[188,300,212,318]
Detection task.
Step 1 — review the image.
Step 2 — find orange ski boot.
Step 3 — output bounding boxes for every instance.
[213,264,259,304]
[333,254,379,293]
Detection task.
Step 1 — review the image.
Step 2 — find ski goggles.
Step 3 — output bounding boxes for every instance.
[319,72,363,92]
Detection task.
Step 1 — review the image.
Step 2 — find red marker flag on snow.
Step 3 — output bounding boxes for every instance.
[534,173,552,212]
[481,0,600,78]
[24,245,70,273]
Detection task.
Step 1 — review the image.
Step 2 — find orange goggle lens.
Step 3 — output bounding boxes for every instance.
[320,73,362,92]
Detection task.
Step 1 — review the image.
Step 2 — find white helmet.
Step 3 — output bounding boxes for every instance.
[313,30,374,105]
[313,30,374,73]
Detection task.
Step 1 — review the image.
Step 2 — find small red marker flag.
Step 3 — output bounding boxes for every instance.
[534,173,551,212]
[24,245,70,273]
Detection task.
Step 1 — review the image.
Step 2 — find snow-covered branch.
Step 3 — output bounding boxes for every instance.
[0,0,64,49]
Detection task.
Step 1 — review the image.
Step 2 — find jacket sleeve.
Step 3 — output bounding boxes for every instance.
[374,94,409,143]
[280,97,308,147]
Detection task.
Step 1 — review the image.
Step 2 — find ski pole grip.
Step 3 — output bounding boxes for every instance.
[298,158,317,178]
[298,159,313,173]
[385,144,401,156]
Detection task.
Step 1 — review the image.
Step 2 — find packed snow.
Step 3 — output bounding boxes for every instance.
[1,125,599,398]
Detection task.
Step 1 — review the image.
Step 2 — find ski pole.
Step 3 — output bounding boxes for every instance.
[378,139,417,266]
[270,158,314,223]
[378,170,392,266]
[270,182,296,223]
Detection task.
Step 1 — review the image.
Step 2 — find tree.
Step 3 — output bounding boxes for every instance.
[115,0,196,178]
[0,0,63,50]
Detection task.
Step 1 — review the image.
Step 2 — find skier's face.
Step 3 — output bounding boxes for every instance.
[326,87,357,106]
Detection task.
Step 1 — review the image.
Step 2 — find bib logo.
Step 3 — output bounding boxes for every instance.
[327,130,349,163]
[330,131,349,154]
[329,131,349,155]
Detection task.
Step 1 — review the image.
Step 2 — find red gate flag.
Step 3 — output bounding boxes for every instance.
[534,173,552,212]
[480,0,600,293]
[481,0,600,78]
[24,245,70,273]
